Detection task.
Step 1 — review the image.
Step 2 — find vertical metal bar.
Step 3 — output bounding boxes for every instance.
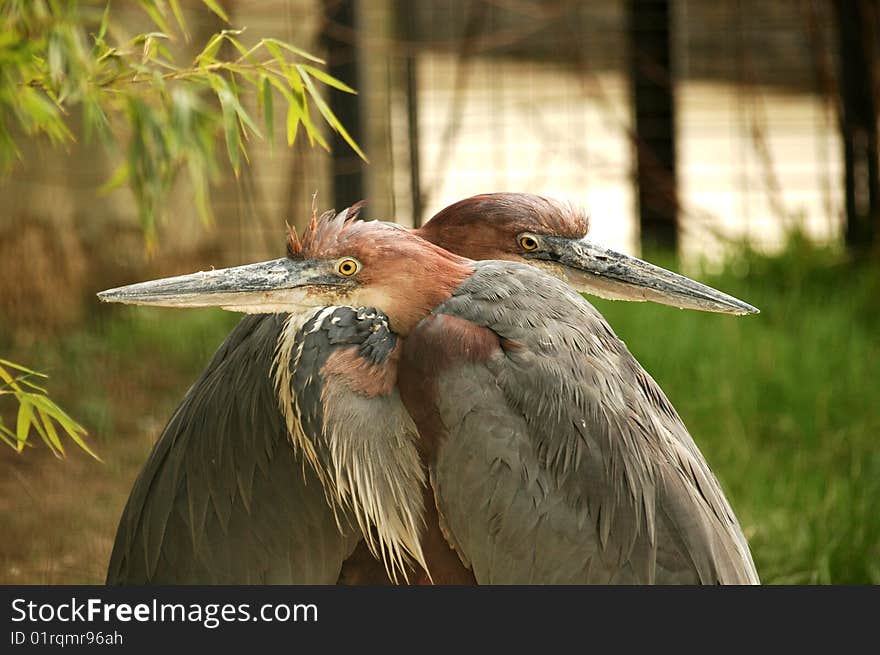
[628,0,679,252]
[401,4,423,226]
[323,0,365,211]
[835,0,879,251]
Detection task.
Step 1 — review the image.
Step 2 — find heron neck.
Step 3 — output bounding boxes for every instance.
[355,257,473,337]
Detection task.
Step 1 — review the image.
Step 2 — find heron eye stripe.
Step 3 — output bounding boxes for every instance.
[519,236,539,251]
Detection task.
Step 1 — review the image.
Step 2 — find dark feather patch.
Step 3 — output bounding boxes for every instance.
[106,314,361,584]
[290,306,397,465]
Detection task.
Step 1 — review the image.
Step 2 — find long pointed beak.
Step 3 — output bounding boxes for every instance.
[97,257,336,313]
[543,237,759,315]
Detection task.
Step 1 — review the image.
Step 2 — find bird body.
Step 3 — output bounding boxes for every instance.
[106,313,359,583]
[400,261,758,584]
[108,305,422,584]
[102,195,760,585]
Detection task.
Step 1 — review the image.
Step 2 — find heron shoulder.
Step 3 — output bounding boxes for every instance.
[402,262,759,584]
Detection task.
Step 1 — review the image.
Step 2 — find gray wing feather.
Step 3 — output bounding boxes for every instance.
[428,261,759,584]
[106,314,360,584]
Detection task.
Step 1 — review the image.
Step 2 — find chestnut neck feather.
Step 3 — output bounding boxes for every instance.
[320,344,400,398]
[352,235,473,336]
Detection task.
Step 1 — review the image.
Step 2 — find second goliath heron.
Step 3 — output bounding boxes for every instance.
[101,194,759,584]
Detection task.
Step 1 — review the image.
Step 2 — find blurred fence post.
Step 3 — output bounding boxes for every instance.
[398,3,423,227]
[323,0,366,211]
[834,0,879,253]
[628,0,679,253]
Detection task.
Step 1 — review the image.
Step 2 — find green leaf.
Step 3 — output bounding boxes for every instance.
[0,360,46,377]
[216,85,241,174]
[267,74,295,102]
[195,33,224,65]
[16,398,33,450]
[169,0,189,37]
[291,90,326,150]
[286,103,300,146]
[297,66,367,160]
[201,0,230,23]
[300,65,357,94]
[224,35,253,61]
[60,423,100,461]
[261,75,274,150]
[99,162,130,195]
[26,406,57,457]
[97,2,111,43]
[83,94,111,145]
[0,423,17,449]
[263,38,324,64]
[37,408,65,457]
[139,1,172,36]
[264,40,292,78]
[233,41,263,65]
[0,365,16,388]
[273,74,320,149]
[28,394,96,459]
[227,90,261,137]
[17,377,48,394]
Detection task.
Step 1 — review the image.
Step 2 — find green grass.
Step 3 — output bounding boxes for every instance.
[0,305,241,583]
[1,238,878,584]
[1,306,240,444]
[592,237,880,584]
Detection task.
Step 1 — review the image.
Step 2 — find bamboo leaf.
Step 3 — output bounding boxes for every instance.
[97,2,111,43]
[201,0,230,23]
[297,66,366,160]
[26,407,58,457]
[286,103,300,146]
[28,394,96,459]
[0,423,17,449]
[220,80,261,138]
[99,163,129,195]
[195,33,223,65]
[292,91,320,148]
[261,75,274,150]
[17,377,48,394]
[139,1,172,36]
[28,394,73,427]
[264,40,292,78]
[225,36,253,61]
[37,408,65,457]
[284,83,324,149]
[16,398,33,450]
[169,0,189,38]
[267,74,295,103]
[0,365,18,388]
[60,423,100,461]
[263,38,324,64]
[300,65,357,94]
[234,41,263,65]
[0,360,47,377]
[216,85,241,174]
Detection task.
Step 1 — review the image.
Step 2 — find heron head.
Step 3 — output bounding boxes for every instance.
[416,192,758,315]
[97,205,472,335]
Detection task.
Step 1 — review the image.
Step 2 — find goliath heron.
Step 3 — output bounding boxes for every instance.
[100,195,758,584]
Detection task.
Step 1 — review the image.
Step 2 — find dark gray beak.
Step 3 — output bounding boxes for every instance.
[544,237,759,315]
[97,258,337,313]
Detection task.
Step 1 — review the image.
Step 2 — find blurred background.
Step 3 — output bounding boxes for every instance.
[0,0,878,584]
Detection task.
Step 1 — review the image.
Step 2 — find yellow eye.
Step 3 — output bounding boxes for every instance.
[336,257,360,277]
[519,235,539,251]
